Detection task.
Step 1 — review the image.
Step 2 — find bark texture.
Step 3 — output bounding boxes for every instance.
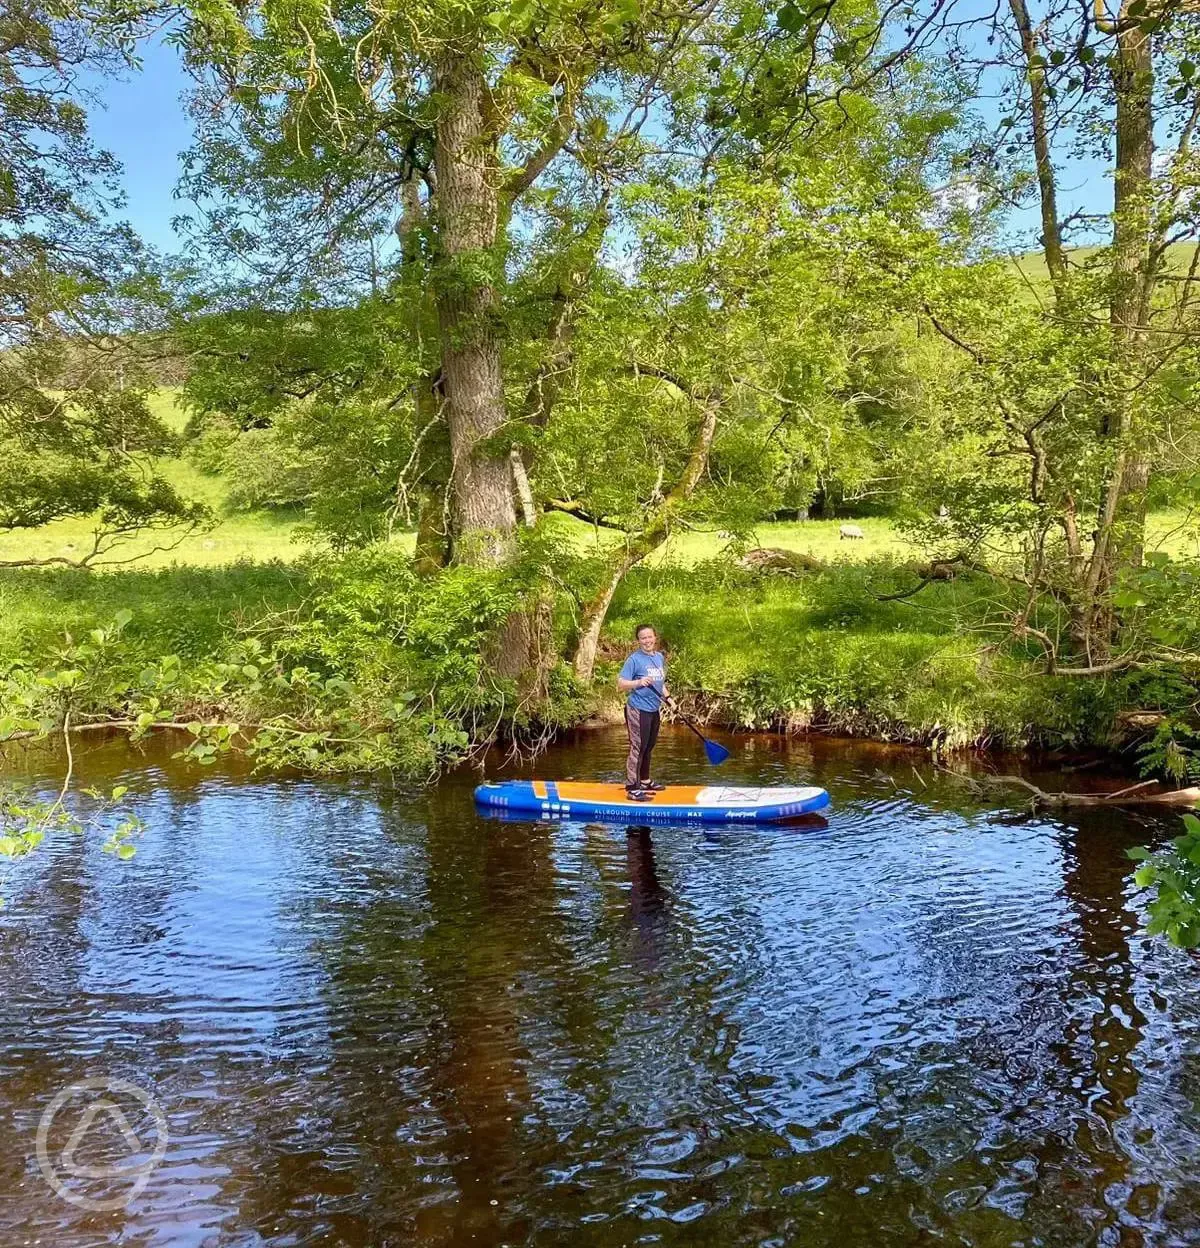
[1074,12,1154,654]
[433,50,516,566]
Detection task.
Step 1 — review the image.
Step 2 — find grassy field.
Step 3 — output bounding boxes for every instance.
[2,385,1196,574]
[0,390,417,569]
[0,390,311,569]
[553,509,1200,566]
[1010,239,1200,284]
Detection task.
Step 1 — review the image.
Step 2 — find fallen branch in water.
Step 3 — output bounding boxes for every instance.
[981,774,1200,808]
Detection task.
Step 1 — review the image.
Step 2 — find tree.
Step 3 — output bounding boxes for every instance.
[772,0,1200,665]
[0,1,208,566]
[177,0,975,682]
[551,154,962,680]
[178,0,704,562]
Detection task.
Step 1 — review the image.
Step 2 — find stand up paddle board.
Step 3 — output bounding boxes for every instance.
[474,781,830,824]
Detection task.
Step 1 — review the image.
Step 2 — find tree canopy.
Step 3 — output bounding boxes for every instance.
[0,1,208,565]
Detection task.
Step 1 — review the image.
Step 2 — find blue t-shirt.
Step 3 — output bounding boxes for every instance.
[620,650,666,712]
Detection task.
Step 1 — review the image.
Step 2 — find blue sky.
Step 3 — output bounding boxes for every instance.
[85,37,196,253]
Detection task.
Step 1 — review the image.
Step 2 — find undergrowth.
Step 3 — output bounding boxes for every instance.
[0,550,1197,776]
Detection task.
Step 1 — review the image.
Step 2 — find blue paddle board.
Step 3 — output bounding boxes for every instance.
[474,780,830,824]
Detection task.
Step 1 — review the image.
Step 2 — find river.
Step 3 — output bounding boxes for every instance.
[0,727,1197,1246]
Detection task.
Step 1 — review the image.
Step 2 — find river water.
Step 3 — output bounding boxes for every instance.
[0,727,1198,1246]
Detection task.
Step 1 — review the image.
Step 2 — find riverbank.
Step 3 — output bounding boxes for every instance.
[608,560,1182,762]
[1,547,1194,779]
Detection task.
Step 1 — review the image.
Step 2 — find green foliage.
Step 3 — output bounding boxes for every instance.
[0,5,211,556]
[1137,718,1200,785]
[0,546,583,778]
[607,556,1069,749]
[179,299,436,549]
[0,781,144,908]
[1129,813,1200,949]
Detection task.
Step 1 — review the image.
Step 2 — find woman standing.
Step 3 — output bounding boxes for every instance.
[617,624,669,799]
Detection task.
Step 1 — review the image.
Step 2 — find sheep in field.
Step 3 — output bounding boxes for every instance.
[839,524,864,540]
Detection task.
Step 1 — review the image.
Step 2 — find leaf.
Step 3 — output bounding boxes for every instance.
[111,785,129,801]
[1126,845,1151,861]
[1112,590,1144,608]
[0,836,21,857]
[116,844,136,860]
[1183,60,1196,79]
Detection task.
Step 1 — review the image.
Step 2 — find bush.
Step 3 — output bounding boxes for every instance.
[1130,814,1200,949]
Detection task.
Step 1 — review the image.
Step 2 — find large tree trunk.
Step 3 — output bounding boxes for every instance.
[433,50,516,567]
[433,50,539,681]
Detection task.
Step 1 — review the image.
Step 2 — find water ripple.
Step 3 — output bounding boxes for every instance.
[0,729,1198,1245]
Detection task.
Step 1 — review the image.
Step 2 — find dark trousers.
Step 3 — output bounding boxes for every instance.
[625,704,661,787]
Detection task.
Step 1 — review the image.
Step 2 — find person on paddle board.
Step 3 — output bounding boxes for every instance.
[618,624,670,798]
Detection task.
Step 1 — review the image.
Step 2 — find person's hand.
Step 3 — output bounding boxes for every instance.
[640,675,655,687]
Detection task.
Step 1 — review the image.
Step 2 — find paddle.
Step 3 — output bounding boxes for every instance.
[665,696,730,765]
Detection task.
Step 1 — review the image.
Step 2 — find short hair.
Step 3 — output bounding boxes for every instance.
[634,623,656,639]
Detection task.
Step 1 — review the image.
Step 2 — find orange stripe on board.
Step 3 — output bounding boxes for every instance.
[532,780,548,799]
[554,783,704,803]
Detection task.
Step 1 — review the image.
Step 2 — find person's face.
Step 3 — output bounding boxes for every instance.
[637,628,657,654]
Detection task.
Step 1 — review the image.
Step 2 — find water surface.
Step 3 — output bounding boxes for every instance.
[1,728,1198,1246]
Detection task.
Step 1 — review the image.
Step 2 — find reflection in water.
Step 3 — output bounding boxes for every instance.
[625,825,669,972]
[0,729,1198,1246]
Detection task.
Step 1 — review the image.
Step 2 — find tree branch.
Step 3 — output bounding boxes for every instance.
[544,499,627,530]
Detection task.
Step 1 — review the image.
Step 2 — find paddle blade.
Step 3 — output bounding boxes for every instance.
[703,737,731,765]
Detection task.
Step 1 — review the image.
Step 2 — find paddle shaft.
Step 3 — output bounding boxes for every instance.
[665,696,727,760]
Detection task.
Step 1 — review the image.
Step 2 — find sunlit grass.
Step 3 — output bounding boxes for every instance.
[0,389,302,568]
[2,388,1195,570]
[542,512,910,565]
